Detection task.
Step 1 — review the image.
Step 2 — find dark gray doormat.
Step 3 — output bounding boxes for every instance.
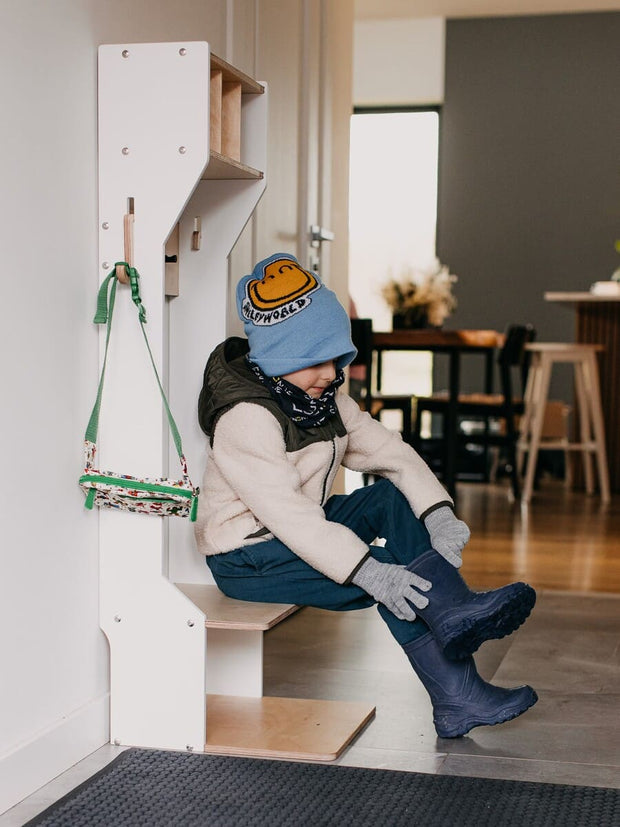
[25,748,619,827]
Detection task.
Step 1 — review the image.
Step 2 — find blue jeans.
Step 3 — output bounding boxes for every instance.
[206,478,433,646]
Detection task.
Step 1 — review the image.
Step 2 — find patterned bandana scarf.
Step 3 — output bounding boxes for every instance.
[247,358,345,428]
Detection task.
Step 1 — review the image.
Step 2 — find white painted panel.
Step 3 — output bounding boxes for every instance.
[99,518,207,749]
[206,630,264,697]
[97,41,210,475]
[97,42,212,750]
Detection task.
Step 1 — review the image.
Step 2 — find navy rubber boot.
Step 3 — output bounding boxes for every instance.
[403,632,538,738]
[407,549,536,660]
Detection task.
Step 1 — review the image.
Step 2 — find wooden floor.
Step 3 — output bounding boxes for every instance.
[455,480,620,594]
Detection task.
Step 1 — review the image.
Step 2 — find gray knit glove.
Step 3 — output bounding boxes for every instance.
[424,506,470,569]
[352,557,431,621]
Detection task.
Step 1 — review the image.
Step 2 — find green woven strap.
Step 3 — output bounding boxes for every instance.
[85,262,185,463]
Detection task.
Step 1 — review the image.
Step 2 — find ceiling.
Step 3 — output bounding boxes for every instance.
[354,0,620,19]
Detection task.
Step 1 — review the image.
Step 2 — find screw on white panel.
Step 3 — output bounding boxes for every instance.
[102,222,109,230]
[186,745,194,751]
[187,619,195,627]
[121,147,130,155]
[178,146,187,154]
[179,48,187,56]
[114,738,121,745]
[122,50,130,58]
[114,615,122,623]
[102,262,110,269]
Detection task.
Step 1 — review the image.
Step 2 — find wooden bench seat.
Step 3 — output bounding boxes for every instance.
[176,582,299,630]
[175,583,376,761]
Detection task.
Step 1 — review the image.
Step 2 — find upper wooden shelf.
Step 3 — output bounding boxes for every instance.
[206,52,265,180]
[210,53,265,95]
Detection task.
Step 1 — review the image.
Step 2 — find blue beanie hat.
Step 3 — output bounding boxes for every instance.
[236,252,357,376]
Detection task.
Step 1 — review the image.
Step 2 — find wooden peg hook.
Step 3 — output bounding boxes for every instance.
[116,197,134,284]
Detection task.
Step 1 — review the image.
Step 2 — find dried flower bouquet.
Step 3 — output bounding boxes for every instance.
[381,262,458,328]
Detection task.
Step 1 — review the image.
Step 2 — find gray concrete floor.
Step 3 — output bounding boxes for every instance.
[265,592,620,788]
[2,590,619,825]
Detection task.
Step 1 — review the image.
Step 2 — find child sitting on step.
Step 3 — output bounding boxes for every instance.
[194,253,537,739]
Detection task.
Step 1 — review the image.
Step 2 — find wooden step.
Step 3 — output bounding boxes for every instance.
[176,583,299,630]
[205,694,376,762]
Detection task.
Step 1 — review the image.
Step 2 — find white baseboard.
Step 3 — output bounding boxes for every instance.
[0,693,110,814]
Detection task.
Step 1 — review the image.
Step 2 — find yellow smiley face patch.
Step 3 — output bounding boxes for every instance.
[241,257,320,326]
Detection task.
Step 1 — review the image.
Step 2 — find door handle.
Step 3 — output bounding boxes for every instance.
[310,224,335,248]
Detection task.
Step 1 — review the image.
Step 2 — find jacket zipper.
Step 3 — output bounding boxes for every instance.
[320,439,337,506]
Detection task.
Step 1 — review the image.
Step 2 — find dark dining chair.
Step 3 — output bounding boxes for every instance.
[412,324,536,498]
[349,317,415,442]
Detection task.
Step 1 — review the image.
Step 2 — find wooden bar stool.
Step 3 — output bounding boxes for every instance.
[517,343,610,504]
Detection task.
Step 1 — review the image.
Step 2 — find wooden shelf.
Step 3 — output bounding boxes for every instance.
[210,54,265,95]
[176,583,298,630]
[207,52,265,179]
[205,695,376,761]
[202,151,264,180]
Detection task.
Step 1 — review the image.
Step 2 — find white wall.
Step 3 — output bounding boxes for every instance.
[0,0,229,813]
[353,17,445,106]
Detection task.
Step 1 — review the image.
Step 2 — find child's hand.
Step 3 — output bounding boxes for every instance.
[424,506,470,568]
[352,557,431,621]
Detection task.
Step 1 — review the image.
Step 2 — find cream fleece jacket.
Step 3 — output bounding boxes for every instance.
[194,392,451,584]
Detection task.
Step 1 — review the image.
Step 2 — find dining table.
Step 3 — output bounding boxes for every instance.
[372,329,504,498]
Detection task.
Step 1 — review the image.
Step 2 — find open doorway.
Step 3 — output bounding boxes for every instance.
[348,107,440,398]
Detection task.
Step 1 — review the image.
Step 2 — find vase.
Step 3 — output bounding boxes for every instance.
[392,309,429,330]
